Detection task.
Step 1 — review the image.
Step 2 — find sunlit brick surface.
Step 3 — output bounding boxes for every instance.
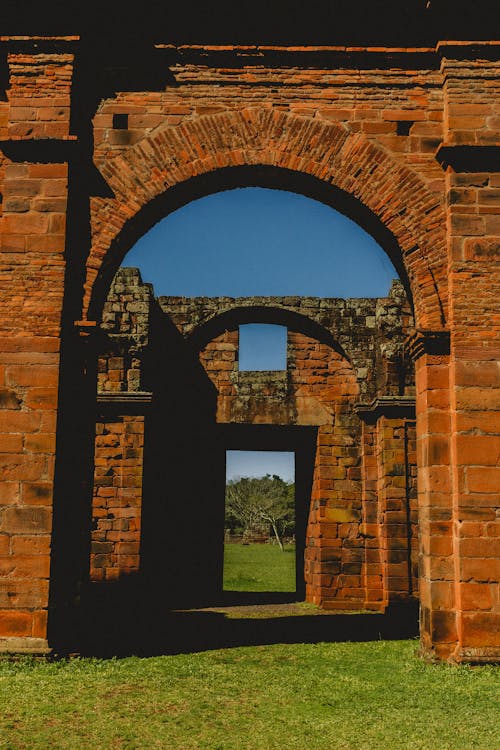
[0,36,498,661]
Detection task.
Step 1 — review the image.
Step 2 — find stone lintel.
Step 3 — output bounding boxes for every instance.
[235,370,288,383]
[96,391,152,407]
[96,392,152,417]
[404,329,450,361]
[0,637,51,655]
[355,395,416,424]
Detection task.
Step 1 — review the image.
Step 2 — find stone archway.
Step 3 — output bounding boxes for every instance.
[85,110,448,330]
[79,113,455,655]
[1,36,498,662]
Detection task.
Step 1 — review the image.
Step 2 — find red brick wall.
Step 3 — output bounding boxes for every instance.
[0,37,498,662]
[0,42,72,649]
[92,49,444,185]
[441,45,500,662]
[90,415,144,581]
[87,102,447,330]
[198,324,417,610]
[4,51,73,140]
[375,417,414,605]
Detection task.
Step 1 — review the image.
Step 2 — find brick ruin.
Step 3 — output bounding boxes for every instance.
[0,6,498,661]
[91,268,418,612]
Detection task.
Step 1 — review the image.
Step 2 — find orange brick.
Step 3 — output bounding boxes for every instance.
[0,610,33,637]
[460,583,493,611]
[467,467,500,493]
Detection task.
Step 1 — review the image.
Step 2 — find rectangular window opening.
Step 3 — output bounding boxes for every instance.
[238,323,287,371]
[396,120,413,136]
[223,450,296,593]
[113,113,129,130]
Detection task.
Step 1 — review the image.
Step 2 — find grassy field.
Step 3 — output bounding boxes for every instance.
[223,542,296,592]
[0,641,498,750]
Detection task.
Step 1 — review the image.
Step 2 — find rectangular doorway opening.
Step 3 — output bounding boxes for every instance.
[224,450,296,594]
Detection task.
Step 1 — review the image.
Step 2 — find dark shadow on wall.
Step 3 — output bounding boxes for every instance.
[79,415,319,649]
[77,302,321,650]
[76,310,316,649]
[140,424,317,617]
[138,306,224,607]
[46,37,172,649]
[188,306,351,364]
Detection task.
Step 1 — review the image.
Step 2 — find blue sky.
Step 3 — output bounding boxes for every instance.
[239,323,287,371]
[123,187,396,298]
[123,187,397,480]
[226,451,295,483]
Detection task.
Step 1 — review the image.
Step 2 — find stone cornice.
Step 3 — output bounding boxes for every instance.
[97,391,152,402]
[0,138,78,163]
[96,391,153,410]
[154,44,440,71]
[355,395,416,424]
[436,146,500,172]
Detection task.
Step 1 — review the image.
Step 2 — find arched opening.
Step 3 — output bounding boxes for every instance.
[77,177,418,652]
[87,166,417,321]
[53,112,446,650]
[120,185,398,299]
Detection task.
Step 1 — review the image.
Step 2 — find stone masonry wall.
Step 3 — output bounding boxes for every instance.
[0,42,73,649]
[89,268,154,580]
[198,327,364,607]
[160,280,414,403]
[90,268,418,609]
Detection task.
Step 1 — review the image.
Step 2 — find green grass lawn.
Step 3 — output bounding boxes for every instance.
[0,641,498,750]
[223,542,296,592]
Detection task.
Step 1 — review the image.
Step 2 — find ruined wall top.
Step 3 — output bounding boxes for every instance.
[98,267,415,401]
[157,277,410,340]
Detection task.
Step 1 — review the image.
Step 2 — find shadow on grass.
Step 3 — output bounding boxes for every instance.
[74,583,419,658]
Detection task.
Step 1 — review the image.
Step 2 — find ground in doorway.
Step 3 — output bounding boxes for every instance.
[223,542,296,592]
[186,601,361,618]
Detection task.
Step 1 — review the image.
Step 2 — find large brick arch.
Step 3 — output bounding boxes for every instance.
[86,109,448,329]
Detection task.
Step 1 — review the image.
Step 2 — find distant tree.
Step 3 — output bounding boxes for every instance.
[225,474,294,551]
[225,477,262,538]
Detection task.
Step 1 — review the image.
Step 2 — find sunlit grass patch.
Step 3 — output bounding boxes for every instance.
[223,543,296,592]
[0,641,498,750]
